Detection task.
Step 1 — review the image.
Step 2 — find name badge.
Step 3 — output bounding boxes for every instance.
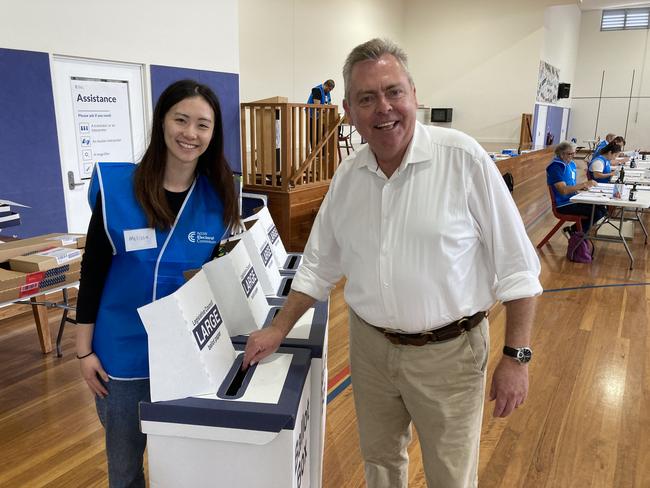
[124,228,157,252]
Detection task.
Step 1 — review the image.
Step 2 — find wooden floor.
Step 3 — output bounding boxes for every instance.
[1,208,650,487]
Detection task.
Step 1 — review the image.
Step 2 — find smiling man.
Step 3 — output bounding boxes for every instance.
[244,38,542,488]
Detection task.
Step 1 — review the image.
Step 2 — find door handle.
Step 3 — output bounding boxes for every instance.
[67,171,86,190]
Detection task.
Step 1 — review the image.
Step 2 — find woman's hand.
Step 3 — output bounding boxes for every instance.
[79,353,109,398]
[580,180,597,191]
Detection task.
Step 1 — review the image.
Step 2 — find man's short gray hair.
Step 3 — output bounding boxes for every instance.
[554,141,575,157]
[342,38,414,101]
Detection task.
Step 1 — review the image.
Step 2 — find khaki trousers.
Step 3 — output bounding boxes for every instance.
[348,310,488,488]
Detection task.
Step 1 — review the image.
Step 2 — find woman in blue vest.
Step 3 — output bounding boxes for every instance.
[75,80,240,488]
[547,141,606,235]
[588,142,622,183]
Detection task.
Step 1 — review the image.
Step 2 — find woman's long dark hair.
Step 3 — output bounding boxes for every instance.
[601,142,621,156]
[134,79,239,231]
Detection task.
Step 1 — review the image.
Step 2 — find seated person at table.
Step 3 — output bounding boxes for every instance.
[588,142,622,183]
[592,133,615,158]
[547,141,606,235]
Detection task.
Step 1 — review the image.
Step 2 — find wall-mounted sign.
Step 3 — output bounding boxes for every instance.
[70,77,134,179]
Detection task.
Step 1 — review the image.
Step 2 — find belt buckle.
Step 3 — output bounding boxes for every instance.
[456,317,470,332]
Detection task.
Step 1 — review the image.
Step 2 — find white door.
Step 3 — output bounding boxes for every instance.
[533,104,548,149]
[560,107,570,141]
[51,56,149,233]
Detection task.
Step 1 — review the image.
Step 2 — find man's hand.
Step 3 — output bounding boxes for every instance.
[489,357,529,417]
[242,326,285,369]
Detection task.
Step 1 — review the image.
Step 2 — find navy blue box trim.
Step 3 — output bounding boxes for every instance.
[139,345,311,433]
[231,299,328,359]
[282,254,302,271]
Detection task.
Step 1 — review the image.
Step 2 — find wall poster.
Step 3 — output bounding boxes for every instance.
[536,60,559,104]
[70,77,134,179]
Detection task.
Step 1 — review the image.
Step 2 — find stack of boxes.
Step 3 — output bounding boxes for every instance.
[0,200,22,231]
[0,233,85,303]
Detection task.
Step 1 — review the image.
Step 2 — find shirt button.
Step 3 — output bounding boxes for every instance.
[383,282,389,288]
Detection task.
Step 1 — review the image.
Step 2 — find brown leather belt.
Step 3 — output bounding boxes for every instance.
[374,311,487,346]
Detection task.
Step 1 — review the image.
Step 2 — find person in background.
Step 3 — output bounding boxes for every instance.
[592,133,615,158]
[588,142,622,183]
[75,79,239,488]
[547,141,605,236]
[245,38,542,488]
[307,79,335,148]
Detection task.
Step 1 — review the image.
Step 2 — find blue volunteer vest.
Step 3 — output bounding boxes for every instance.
[307,84,331,118]
[588,155,611,183]
[91,162,225,378]
[592,139,606,158]
[547,157,576,207]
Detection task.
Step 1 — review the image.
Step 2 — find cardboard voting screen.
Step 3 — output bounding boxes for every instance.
[236,219,283,296]
[244,206,303,272]
[137,270,236,402]
[202,238,270,335]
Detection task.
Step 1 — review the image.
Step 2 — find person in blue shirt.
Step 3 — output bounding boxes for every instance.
[307,79,335,148]
[547,141,605,235]
[75,80,240,488]
[588,142,622,183]
[592,133,615,158]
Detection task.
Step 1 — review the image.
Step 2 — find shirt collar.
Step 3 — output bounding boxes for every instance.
[355,121,432,176]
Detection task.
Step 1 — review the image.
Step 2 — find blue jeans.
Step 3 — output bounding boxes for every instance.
[95,378,150,488]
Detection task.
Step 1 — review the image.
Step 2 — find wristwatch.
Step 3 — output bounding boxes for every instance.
[503,346,532,364]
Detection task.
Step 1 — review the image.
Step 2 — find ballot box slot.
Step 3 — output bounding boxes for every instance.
[286,255,299,269]
[217,353,257,400]
[279,277,293,297]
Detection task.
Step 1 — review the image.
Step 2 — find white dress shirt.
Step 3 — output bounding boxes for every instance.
[291,121,542,333]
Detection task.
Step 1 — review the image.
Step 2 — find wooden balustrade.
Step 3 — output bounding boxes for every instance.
[240,98,341,191]
[240,97,343,250]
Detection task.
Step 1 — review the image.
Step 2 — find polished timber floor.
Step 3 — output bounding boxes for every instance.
[1,208,650,487]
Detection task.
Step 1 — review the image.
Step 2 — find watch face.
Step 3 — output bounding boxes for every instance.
[517,348,532,363]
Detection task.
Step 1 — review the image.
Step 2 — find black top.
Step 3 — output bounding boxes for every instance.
[311,87,323,101]
[76,189,219,323]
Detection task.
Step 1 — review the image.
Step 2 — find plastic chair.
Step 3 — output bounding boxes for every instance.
[536,185,584,249]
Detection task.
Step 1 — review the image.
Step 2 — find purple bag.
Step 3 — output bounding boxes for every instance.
[567,232,594,263]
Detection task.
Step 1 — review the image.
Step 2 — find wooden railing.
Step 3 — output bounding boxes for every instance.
[241,99,341,192]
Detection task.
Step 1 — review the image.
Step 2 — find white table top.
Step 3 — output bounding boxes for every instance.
[0,281,79,309]
[570,184,650,208]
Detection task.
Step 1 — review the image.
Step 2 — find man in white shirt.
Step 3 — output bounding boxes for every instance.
[244,38,542,488]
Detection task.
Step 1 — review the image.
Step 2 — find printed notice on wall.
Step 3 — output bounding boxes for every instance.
[70,78,134,179]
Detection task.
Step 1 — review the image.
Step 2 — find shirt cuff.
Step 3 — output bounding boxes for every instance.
[495,271,543,302]
[290,265,335,302]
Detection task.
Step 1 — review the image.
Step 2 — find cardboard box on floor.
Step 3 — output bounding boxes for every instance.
[9,247,82,273]
[0,233,85,263]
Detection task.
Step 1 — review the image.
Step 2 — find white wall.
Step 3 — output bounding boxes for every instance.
[238,0,404,107]
[570,9,650,148]
[541,4,582,109]
[0,0,239,74]
[402,0,575,146]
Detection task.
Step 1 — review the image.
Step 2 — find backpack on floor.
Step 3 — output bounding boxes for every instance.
[567,232,594,263]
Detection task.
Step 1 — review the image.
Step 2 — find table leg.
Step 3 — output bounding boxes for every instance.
[636,209,648,244]
[618,209,634,269]
[30,297,53,354]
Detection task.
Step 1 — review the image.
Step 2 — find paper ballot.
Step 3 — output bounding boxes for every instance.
[138,270,236,402]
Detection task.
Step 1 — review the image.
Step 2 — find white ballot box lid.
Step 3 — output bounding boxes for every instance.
[140,345,311,442]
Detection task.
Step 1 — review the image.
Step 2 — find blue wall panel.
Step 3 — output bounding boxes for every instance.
[150,65,241,173]
[0,48,67,238]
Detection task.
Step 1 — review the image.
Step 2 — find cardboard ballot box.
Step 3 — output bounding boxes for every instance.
[140,345,312,488]
[9,247,82,273]
[244,206,302,274]
[231,297,329,488]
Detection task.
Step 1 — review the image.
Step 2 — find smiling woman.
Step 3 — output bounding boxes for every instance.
[73,79,241,488]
